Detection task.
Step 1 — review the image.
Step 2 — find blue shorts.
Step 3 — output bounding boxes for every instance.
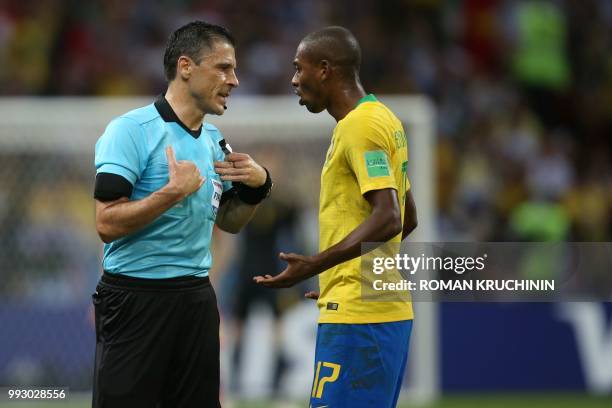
[309,320,413,408]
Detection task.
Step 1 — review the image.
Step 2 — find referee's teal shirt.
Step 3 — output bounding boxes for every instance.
[94,97,232,279]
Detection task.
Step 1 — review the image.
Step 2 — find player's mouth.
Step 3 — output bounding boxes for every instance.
[295,89,305,105]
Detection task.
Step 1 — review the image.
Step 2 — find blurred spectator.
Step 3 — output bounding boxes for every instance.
[226,148,302,398]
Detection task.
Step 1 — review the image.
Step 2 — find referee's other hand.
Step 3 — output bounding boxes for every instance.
[214,152,266,187]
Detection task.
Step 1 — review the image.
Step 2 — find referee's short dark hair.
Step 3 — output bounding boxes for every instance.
[163,21,235,81]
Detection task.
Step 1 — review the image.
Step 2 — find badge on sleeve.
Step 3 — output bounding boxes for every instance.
[211,179,223,217]
[364,150,390,177]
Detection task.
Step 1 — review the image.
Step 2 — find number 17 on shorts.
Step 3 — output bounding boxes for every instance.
[311,361,341,400]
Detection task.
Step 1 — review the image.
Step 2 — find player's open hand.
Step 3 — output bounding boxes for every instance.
[214,152,266,188]
[166,146,205,198]
[254,252,320,288]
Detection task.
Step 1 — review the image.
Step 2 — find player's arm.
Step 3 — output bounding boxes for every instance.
[95,146,204,243]
[402,189,417,240]
[254,187,401,288]
[214,152,271,234]
[311,187,402,270]
[301,189,414,297]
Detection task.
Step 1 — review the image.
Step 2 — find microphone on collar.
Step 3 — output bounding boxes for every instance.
[219,139,233,155]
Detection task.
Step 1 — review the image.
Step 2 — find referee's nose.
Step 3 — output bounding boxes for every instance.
[227,69,239,88]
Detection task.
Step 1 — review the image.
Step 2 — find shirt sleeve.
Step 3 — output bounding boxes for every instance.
[94,117,144,186]
[343,117,399,196]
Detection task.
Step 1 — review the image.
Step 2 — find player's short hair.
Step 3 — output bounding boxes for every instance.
[301,26,362,79]
[163,21,235,81]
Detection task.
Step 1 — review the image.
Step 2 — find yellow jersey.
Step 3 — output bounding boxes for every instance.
[317,94,414,324]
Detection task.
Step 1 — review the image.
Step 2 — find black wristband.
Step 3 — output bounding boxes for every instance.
[236,167,273,205]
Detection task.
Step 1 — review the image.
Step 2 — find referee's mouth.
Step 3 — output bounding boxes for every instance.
[218,93,230,104]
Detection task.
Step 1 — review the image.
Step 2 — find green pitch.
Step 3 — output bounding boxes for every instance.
[230,394,612,408]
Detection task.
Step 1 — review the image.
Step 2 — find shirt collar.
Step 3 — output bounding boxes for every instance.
[154,94,202,139]
[355,93,377,107]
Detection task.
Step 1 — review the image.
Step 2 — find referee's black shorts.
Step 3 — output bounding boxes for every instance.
[92,272,220,408]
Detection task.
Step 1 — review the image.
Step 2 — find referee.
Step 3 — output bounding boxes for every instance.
[92,21,271,408]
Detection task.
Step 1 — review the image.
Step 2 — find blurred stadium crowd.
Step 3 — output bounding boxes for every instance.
[1,0,610,243]
[0,0,611,396]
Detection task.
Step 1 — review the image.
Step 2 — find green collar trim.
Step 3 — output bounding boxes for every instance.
[356,93,377,107]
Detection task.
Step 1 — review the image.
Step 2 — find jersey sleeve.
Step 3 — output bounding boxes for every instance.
[95,117,145,185]
[343,117,398,196]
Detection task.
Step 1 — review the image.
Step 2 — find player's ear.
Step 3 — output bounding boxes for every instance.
[319,60,330,81]
[177,56,193,80]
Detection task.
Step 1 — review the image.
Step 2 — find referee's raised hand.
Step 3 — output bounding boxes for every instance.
[166,146,205,198]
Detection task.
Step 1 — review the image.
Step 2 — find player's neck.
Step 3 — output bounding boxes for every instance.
[327,83,366,122]
[164,86,205,130]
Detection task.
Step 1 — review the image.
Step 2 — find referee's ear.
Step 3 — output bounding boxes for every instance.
[177,56,194,80]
